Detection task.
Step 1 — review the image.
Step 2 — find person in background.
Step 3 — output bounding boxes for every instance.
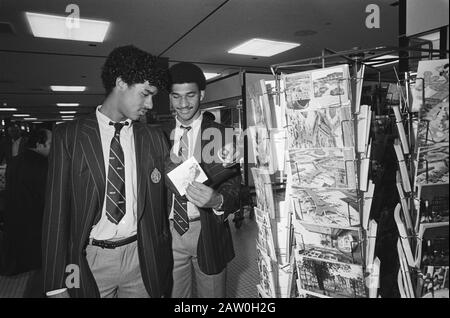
[41,45,172,298]
[0,123,28,165]
[2,129,51,286]
[166,62,241,298]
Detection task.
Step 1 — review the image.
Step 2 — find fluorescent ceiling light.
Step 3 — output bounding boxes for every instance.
[32,121,43,124]
[24,117,38,120]
[204,72,221,80]
[366,54,398,67]
[13,114,30,117]
[59,111,76,114]
[61,115,74,118]
[26,12,110,42]
[57,103,80,106]
[56,121,65,124]
[228,38,300,57]
[62,118,74,121]
[51,86,86,92]
[0,108,18,111]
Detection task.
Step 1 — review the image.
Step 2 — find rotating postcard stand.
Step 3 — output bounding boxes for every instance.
[267,47,384,298]
[391,56,449,298]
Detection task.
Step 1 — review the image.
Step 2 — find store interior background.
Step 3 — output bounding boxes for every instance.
[0,0,448,298]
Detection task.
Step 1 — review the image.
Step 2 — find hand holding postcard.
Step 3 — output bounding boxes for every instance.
[167,156,208,196]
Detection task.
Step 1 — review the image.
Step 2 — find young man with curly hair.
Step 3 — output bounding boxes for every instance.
[42,45,173,298]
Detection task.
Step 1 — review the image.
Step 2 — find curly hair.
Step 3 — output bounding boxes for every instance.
[101,45,167,94]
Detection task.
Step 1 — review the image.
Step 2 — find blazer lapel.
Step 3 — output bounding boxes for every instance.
[79,114,106,224]
[134,123,153,220]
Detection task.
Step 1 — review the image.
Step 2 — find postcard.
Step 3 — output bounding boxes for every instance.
[397,239,415,298]
[282,71,314,110]
[295,250,367,298]
[411,58,449,113]
[396,171,414,232]
[311,65,351,108]
[415,143,449,187]
[286,106,354,149]
[291,187,360,228]
[415,221,449,268]
[251,168,276,218]
[269,128,287,173]
[416,266,449,298]
[417,100,449,147]
[255,207,277,261]
[166,156,208,196]
[283,65,351,111]
[247,79,269,128]
[394,203,415,267]
[355,64,365,114]
[289,147,357,189]
[256,248,277,298]
[393,105,410,154]
[362,180,375,231]
[357,105,371,153]
[416,183,449,224]
[294,221,363,265]
[393,140,412,193]
[248,126,275,173]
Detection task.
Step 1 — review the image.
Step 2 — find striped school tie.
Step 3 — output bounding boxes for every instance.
[106,121,128,224]
[173,125,191,235]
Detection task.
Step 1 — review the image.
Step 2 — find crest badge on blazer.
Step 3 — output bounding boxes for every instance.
[151,167,161,183]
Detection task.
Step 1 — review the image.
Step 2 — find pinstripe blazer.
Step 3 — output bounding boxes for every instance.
[42,113,173,298]
[166,116,241,275]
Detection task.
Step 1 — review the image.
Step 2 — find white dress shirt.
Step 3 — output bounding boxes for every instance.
[169,113,224,219]
[169,113,203,220]
[89,106,138,241]
[11,137,22,157]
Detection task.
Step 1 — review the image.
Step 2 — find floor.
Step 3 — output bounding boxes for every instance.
[0,215,259,298]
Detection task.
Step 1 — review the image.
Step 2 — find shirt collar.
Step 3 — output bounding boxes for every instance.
[96,105,133,131]
[176,112,203,131]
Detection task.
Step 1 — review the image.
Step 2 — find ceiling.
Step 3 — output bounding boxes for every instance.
[0,0,399,122]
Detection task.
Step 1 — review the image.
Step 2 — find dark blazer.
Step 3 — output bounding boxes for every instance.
[166,115,241,275]
[3,149,47,275]
[42,113,173,298]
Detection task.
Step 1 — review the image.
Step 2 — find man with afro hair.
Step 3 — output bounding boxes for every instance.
[42,45,173,298]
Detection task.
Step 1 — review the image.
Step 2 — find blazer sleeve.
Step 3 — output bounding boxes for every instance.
[41,124,72,292]
[216,168,242,219]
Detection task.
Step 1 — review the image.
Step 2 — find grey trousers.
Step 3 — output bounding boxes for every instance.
[85,240,149,298]
[170,220,227,298]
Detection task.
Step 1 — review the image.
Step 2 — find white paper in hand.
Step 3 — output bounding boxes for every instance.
[167,156,208,196]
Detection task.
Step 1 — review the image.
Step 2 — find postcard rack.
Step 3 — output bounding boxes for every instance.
[264,46,389,298]
[389,56,449,298]
[250,46,447,298]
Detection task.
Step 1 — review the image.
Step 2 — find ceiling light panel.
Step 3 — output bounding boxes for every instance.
[228,38,300,57]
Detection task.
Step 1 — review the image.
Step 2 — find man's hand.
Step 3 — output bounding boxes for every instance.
[185,181,223,209]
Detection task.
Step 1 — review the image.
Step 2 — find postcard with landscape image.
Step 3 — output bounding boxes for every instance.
[417,100,449,147]
[290,187,360,228]
[415,143,449,186]
[311,65,351,108]
[289,148,357,189]
[411,58,449,112]
[294,221,363,265]
[295,251,366,298]
[286,106,354,149]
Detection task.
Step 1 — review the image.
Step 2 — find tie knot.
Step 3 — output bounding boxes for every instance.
[109,121,128,133]
[180,125,192,132]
